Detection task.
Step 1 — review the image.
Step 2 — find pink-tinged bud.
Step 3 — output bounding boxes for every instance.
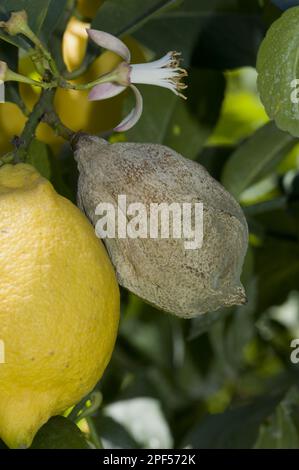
[87,29,131,62]
[86,27,188,131]
[88,82,126,101]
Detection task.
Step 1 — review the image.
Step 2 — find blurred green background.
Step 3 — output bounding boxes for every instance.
[1,0,299,449]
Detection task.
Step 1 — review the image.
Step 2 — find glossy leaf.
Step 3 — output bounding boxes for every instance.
[0,0,67,40]
[91,0,178,37]
[94,415,140,449]
[255,238,299,312]
[40,0,68,41]
[189,309,231,340]
[182,393,284,449]
[257,7,299,136]
[1,0,49,34]
[271,1,299,10]
[222,121,295,198]
[134,0,263,66]
[255,403,299,448]
[30,416,90,449]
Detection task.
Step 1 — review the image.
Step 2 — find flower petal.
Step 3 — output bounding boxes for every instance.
[88,82,126,101]
[114,85,143,132]
[131,52,174,70]
[87,29,131,62]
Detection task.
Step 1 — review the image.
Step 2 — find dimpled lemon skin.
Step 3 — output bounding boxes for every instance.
[0,164,120,449]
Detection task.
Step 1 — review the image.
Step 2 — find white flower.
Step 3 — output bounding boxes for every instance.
[87,29,187,132]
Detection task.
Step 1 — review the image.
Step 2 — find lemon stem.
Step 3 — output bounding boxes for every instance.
[59,70,121,91]
[42,110,74,141]
[62,53,97,80]
[13,89,55,162]
[5,68,54,89]
[0,10,59,78]
[23,28,60,78]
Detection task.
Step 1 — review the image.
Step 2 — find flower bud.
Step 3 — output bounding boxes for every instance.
[74,135,248,318]
[2,10,28,36]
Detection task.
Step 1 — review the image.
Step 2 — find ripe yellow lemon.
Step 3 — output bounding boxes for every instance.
[0,163,120,449]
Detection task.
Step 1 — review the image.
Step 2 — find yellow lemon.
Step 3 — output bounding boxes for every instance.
[62,16,91,72]
[0,163,120,448]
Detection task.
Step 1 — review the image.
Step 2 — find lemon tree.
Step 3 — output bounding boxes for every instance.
[0,0,299,453]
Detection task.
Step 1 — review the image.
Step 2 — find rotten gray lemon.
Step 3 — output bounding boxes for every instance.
[74,135,248,318]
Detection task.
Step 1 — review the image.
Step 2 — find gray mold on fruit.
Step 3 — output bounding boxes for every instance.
[74,135,248,318]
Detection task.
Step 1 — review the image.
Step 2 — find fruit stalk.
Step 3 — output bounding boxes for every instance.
[42,110,74,141]
[13,89,55,162]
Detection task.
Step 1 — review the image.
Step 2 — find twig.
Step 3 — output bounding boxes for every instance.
[13,89,55,162]
[42,109,74,141]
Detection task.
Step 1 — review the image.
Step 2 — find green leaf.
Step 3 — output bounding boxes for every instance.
[30,416,90,449]
[83,0,178,74]
[191,14,264,70]
[94,415,139,449]
[91,0,178,37]
[126,69,224,159]
[134,0,263,66]
[208,277,256,378]
[0,439,8,449]
[120,295,176,369]
[255,404,299,449]
[189,309,231,340]
[0,30,28,49]
[182,392,284,449]
[125,88,201,159]
[1,0,49,34]
[250,201,299,240]
[26,0,51,36]
[254,388,299,449]
[40,0,68,41]
[196,145,235,181]
[27,139,51,179]
[257,6,299,137]
[255,239,299,312]
[222,121,295,199]
[0,0,67,39]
